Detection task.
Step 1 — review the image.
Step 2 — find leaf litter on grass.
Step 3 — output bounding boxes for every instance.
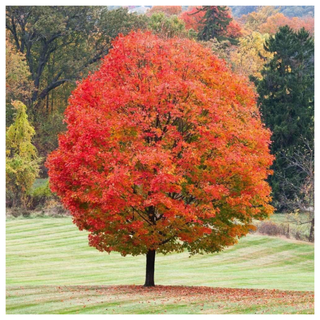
[6,285,314,314]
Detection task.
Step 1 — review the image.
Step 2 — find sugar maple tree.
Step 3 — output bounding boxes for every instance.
[46,31,274,286]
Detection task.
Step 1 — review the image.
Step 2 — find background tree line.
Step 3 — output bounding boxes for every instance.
[6,6,314,237]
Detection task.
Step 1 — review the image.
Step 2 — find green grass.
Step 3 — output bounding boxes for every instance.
[6,217,314,314]
[6,217,314,290]
[6,285,314,314]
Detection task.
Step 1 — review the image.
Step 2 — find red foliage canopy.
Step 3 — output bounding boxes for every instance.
[227,20,243,39]
[47,31,274,257]
[179,7,205,31]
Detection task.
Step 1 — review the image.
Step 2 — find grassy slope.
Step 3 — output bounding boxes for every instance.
[6,217,314,314]
[6,217,313,290]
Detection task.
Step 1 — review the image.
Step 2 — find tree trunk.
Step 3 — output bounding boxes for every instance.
[144,249,156,287]
[309,218,314,242]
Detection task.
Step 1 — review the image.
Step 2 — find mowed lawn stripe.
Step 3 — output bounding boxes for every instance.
[6,218,74,232]
[6,217,314,291]
[6,285,314,314]
[6,220,76,239]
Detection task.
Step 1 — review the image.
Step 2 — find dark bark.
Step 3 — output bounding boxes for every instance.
[309,218,314,242]
[82,50,108,69]
[38,78,71,101]
[31,40,50,102]
[144,249,156,287]
[7,16,20,51]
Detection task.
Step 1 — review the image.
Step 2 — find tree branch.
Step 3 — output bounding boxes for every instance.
[37,78,73,101]
[131,206,153,226]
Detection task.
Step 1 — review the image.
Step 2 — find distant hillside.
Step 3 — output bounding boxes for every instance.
[230,6,314,18]
[108,6,314,18]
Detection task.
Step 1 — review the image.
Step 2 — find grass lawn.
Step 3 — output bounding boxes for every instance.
[6,217,314,314]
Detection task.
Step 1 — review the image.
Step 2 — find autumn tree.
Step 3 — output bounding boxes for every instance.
[240,7,314,36]
[254,26,314,210]
[6,36,34,126]
[229,32,273,79]
[259,13,314,35]
[46,31,274,287]
[240,6,279,33]
[179,7,205,32]
[226,20,243,39]
[6,101,40,207]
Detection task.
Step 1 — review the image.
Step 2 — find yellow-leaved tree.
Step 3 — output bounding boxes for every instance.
[230,32,273,79]
[6,101,40,208]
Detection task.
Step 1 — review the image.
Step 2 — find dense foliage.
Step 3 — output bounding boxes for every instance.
[259,13,314,35]
[6,38,34,125]
[240,7,314,35]
[6,101,40,207]
[195,6,241,44]
[6,6,149,175]
[179,7,205,32]
[47,31,274,273]
[5,5,314,237]
[6,6,148,115]
[148,12,190,39]
[230,32,273,79]
[254,26,314,210]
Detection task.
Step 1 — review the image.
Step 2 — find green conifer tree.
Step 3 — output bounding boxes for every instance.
[253,26,314,210]
[195,6,234,43]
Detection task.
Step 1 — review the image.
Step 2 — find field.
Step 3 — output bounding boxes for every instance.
[6,217,314,314]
